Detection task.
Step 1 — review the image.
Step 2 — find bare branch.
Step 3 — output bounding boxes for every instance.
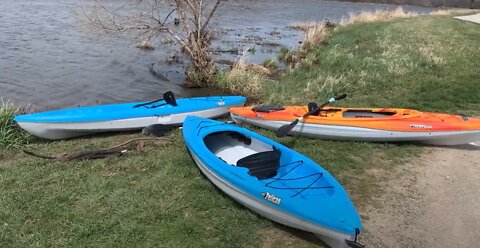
[162,8,177,25]
[88,0,222,86]
[201,0,221,34]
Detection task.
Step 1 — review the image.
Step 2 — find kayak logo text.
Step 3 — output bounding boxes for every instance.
[409,124,432,129]
[262,192,282,205]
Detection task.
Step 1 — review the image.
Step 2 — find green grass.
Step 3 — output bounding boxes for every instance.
[262,58,278,69]
[267,16,480,115]
[1,14,480,247]
[0,102,30,151]
[0,127,417,248]
[0,132,270,247]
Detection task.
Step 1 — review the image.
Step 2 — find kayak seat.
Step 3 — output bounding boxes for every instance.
[252,105,285,113]
[236,149,281,180]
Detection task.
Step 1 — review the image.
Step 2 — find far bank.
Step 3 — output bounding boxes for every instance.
[333,0,480,8]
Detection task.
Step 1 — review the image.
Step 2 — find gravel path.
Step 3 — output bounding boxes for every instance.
[454,13,480,24]
[362,144,480,247]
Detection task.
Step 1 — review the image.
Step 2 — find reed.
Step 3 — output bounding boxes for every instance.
[0,100,30,151]
[214,47,271,101]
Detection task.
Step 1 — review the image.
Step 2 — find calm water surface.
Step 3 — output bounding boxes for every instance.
[0,0,435,111]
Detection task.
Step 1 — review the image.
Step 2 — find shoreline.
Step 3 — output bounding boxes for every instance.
[1,9,480,247]
[331,0,480,9]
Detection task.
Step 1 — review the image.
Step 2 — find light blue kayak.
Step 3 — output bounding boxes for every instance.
[14,94,246,139]
[182,116,363,248]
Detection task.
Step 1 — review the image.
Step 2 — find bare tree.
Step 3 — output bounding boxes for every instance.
[88,0,224,87]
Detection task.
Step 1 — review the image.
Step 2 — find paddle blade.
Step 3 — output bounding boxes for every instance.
[163,91,177,106]
[334,94,347,101]
[142,124,177,137]
[276,119,299,138]
[308,102,320,115]
[345,240,365,248]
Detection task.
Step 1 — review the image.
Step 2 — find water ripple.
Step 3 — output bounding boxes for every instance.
[0,0,436,110]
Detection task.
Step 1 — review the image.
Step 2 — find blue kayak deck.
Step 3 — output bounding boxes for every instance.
[182,116,362,236]
[14,96,246,123]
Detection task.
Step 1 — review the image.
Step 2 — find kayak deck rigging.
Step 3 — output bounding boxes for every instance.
[265,160,334,198]
[204,129,335,199]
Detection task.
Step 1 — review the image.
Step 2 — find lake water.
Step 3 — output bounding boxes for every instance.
[0,0,435,111]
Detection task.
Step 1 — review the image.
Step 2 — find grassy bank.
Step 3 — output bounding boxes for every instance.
[0,102,30,152]
[1,11,480,247]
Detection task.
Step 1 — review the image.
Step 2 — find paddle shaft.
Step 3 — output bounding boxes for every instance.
[304,94,346,116]
[275,94,347,137]
[134,98,164,108]
[133,91,177,108]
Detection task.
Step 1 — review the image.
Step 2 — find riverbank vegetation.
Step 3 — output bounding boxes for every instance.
[0,101,29,151]
[1,9,480,247]
[218,8,479,114]
[89,0,224,86]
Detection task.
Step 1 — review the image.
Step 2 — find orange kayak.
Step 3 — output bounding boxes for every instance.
[229,106,480,145]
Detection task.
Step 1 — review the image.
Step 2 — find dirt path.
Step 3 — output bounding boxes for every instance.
[454,13,480,24]
[362,144,480,248]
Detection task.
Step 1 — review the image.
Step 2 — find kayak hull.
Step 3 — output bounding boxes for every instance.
[17,106,238,139]
[231,113,480,145]
[15,96,245,139]
[189,151,356,248]
[183,116,362,248]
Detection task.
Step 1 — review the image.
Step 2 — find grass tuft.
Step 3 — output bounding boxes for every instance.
[341,7,416,25]
[0,101,30,151]
[301,24,329,51]
[262,58,278,69]
[277,46,300,65]
[430,9,452,16]
[213,48,272,101]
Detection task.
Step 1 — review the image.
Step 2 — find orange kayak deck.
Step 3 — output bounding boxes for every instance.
[229,106,480,132]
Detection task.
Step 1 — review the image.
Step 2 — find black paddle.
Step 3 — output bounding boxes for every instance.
[133,91,178,108]
[307,102,320,115]
[275,94,347,138]
[141,120,236,137]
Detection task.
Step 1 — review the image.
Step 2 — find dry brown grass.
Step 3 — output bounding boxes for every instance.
[214,48,268,101]
[430,9,453,16]
[301,24,328,50]
[342,7,417,25]
[290,20,334,51]
[136,40,155,50]
[217,71,264,101]
[232,56,273,76]
[279,22,331,68]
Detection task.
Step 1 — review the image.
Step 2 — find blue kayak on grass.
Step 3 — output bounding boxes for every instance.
[182,116,363,248]
[14,93,246,139]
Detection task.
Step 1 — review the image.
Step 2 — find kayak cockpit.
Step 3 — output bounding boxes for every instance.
[204,131,280,179]
[311,108,404,119]
[203,131,335,198]
[342,109,397,118]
